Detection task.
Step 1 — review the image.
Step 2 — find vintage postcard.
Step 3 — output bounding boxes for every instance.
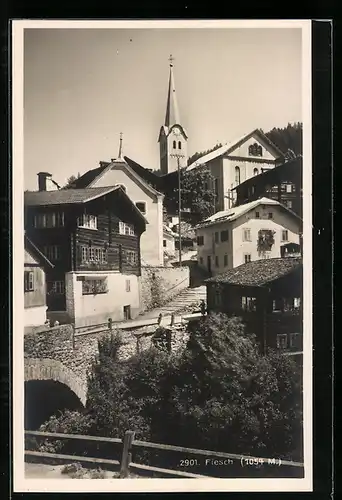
[13,19,312,492]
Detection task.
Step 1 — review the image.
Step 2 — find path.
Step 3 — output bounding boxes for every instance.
[137,285,207,320]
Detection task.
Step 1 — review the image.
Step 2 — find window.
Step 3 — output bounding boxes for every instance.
[242,228,251,242]
[255,211,260,219]
[135,202,146,215]
[286,184,292,193]
[289,333,301,349]
[173,140,177,149]
[294,297,301,309]
[253,168,259,176]
[220,230,229,242]
[235,166,240,184]
[126,250,138,265]
[178,141,182,150]
[44,245,61,261]
[286,200,293,209]
[24,271,34,292]
[268,212,273,219]
[196,235,204,246]
[244,254,251,264]
[77,214,97,230]
[248,143,263,157]
[163,239,167,247]
[272,299,283,312]
[80,246,107,264]
[126,279,131,292]
[241,296,256,311]
[82,277,108,295]
[224,254,228,267]
[276,334,288,349]
[119,221,135,236]
[282,230,289,242]
[48,281,65,295]
[34,212,65,228]
[215,232,219,243]
[215,256,219,267]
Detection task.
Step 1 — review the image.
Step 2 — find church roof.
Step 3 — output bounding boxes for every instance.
[187,129,285,171]
[164,63,180,129]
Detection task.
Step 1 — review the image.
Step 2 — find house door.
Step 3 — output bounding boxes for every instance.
[123,305,131,321]
[207,256,212,274]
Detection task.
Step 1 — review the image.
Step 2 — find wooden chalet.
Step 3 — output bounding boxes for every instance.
[205,257,303,355]
[232,156,302,217]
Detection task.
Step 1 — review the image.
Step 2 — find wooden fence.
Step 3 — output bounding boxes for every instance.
[25,430,304,479]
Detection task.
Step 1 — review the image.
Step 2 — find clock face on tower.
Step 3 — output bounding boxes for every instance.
[173,127,180,136]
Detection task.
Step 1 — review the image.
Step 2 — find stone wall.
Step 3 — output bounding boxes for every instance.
[140,265,190,311]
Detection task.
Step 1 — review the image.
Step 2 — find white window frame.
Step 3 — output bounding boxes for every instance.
[44,245,61,261]
[287,200,293,209]
[81,246,107,264]
[24,270,34,292]
[126,279,131,292]
[244,253,251,264]
[49,280,65,295]
[243,228,251,242]
[77,214,98,230]
[119,221,135,236]
[281,230,289,242]
[34,212,65,228]
[276,334,288,349]
[241,296,256,312]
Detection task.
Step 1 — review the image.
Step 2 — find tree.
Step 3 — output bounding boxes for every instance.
[37,317,303,465]
[265,122,303,157]
[188,143,223,166]
[164,166,216,225]
[63,173,81,189]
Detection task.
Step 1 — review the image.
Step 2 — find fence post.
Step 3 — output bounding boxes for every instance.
[108,317,113,333]
[166,329,172,353]
[71,323,75,349]
[157,313,163,326]
[120,430,135,478]
[170,313,175,326]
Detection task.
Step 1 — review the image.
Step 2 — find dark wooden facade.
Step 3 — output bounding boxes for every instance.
[206,265,303,354]
[233,156,303,217]
[24,189,146,312]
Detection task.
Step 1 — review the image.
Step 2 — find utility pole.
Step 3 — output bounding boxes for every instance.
[170,153,185,266]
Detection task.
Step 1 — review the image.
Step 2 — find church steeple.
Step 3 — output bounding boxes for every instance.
[158,56,188,175]
[164,55,180,128]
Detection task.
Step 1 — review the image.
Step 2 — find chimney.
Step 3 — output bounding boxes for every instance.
[37,172,52,192]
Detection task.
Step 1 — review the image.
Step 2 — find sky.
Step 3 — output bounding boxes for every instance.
[24,26,302,191]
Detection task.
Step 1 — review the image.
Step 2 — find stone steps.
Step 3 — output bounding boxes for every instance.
[140,286,207,319]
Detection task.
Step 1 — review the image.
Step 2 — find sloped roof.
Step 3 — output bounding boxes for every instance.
[196,197,300,229]
[187,129,285,171]
[232,155,302,191]
[25,233,54,268]
[164,64,180,128]
[124,156,162,189]
[72,162,110,188]
[206,257,302,286]
[24,186,121,206]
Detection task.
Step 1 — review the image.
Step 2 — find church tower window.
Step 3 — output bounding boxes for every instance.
[173,140,177,149]
[178,141,182,150]
[253,168,259,176]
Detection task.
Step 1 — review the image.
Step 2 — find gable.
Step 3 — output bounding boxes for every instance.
[227,133,279,161]
[90,162,159,201]
[25,248,40,265]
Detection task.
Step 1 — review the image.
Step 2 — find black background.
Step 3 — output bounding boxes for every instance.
[0,11,334,500]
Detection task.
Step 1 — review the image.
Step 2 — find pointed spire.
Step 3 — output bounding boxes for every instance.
[118,132,123,159]
[164,55,180,128]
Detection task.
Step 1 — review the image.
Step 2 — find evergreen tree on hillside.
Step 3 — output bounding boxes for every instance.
[264,122,302,157]
[188,143,223,166]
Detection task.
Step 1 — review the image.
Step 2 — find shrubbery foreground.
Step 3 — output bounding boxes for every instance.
[38,314,303,463]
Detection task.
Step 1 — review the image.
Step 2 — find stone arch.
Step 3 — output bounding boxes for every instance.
[24,358,87,406]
